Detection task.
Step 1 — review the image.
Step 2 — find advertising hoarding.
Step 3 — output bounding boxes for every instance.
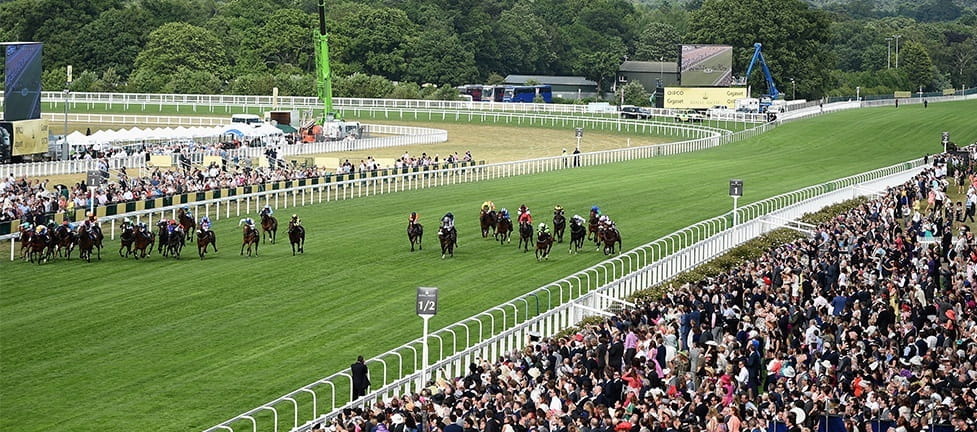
[663,87,747,109]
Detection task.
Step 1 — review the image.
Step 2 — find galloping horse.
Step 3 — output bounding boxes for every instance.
[120,225,135,257]
[495,217,512,245]
[553,208,566,243]
[156,221,170,255]
[438,221,456,259]
[28,232,51,264]
[261,213,278,244]
[517,222,533,252]
[18,225,32,260]
[241,225,260,256]
[178,209,196,242]
[197,229,218,259]
[407,221,423,252]
[53,224,76,259]
[77,225,96,262]
[479,210,497,238]
[600,226,622,255]
[535,231,554,261]
[568,218,586,254]
[288,222,305,255]
[166,227,185,258]
[587,211,600,243]
[132,227,155,259]
[89,224,104,258]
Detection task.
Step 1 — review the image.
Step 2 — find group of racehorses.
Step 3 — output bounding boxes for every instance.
[18,209,307,264]
[408,207,622,261]
[19,222,105,264]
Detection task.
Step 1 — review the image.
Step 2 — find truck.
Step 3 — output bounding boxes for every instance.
[742,43,781,113]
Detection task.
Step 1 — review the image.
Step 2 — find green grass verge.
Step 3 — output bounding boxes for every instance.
[0,100,975,432]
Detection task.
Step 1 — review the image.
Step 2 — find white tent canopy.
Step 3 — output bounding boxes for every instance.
[67,125,226,148]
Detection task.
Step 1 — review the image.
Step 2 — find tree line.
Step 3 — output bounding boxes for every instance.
[0,0,974,101]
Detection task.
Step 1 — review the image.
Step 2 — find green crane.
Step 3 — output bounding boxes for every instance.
[314,0,335,122]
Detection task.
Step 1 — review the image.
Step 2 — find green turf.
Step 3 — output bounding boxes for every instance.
[1,100,975,432]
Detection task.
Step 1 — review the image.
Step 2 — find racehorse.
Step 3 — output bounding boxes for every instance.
[261,213,278,244]
[53,224,76,259]
[479,210,497,238]
[588,211,600,243]
[535,231,554,261]
[132,227,155,259]
[197,229,218,259]
[553,208,566,243]
[438,222,456,259]
[600,226,622,255]
[166,227,185,258]
[119,225,135,257]
[178,209,197,242]
[18,225,32,260]
[77,225,96,262]
[568,218,586,254]
[89,224,104,258]
[241,225,260,256]
[288,222,305,256]
[407,221,423,252]
[27,231,50,264]
[517,222,533,252]
[495,217,512,245]
[156,221,170,255]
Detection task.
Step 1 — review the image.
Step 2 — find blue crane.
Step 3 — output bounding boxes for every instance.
[743,43,780,101]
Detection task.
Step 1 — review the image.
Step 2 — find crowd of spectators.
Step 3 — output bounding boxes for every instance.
[0,149,477,223]
[324,156,977,432]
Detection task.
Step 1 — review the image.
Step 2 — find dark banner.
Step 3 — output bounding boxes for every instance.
[3,43,44,121]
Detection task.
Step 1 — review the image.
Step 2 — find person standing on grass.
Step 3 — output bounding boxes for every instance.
[351,355,371,399]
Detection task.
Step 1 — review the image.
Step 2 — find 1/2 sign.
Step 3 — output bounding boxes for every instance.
[416,287,438,316]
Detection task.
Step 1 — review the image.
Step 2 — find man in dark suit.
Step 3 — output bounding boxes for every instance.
[351,355,371,399]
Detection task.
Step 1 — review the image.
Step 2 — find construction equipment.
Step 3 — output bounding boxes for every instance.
[742,43,781,112]
[303,0,360,142]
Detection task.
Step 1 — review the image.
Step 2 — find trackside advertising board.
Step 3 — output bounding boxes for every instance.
[664,87,748,109]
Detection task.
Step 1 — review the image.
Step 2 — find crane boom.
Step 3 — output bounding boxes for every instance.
[314,0,335,120]
[743,43,780,101]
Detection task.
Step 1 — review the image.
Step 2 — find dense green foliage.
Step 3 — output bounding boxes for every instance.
[0,0,974,98]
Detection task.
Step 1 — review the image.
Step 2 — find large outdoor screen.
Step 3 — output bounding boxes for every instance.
[3,42,44,121]
[679,44,733,87]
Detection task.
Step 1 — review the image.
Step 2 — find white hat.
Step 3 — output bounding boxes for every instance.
[869,361,880,371]
[789,407,806,425]
[783,365,796,377]
[910,356,923,366]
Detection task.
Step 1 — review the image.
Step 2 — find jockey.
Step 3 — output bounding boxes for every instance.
[590,206,601,217]
[200,216,212,232]
[598,214,611,227]
[481,201,495,213]
[259,204,274,218]
[20,221,32,231]
[122,217,133,228]
[442,212,455,231]
[518,205,532,225]
[408,211,420,225]
[239,217,256,231]
[35,224,48,236]
[572,214,585,225]
[538,222,550,235]
[499,208,511,221]
[290,214,302,226]
[167,219,180,234]
[180,205,192,219]
[554,205,564,214]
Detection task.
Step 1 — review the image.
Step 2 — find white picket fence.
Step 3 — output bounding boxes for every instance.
[201,157,925,432]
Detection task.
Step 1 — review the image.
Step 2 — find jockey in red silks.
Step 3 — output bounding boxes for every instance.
[517,204,533,225]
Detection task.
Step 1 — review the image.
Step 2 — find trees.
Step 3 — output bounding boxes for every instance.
[899,41,935,90]
[687,0,835,99]
[634,23,682,62]
[616,81,651,106]
[403,29,479,86]
[129,22,228,92]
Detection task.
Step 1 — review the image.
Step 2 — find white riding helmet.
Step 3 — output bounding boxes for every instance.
[539,223,547,230]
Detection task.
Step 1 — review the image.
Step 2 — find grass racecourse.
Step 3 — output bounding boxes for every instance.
[1,100,976,432]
